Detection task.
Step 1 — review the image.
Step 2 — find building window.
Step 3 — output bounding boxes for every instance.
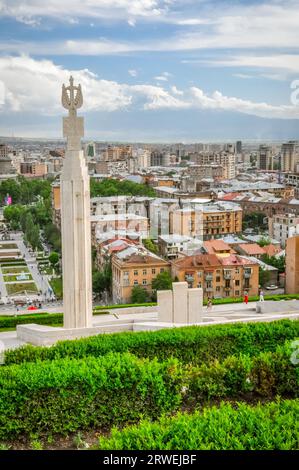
[216,276,220,282]
[134,270,138,276]
[142,279,147,285]
[236,290,240,296]
[225,291,230,297]
[235,280,240,286]
[134,280,138,285]
[160,268,164,273]
[152,268,156,275]
[216,286,220,292]
[143,269,147,275]
[235,269,240,274]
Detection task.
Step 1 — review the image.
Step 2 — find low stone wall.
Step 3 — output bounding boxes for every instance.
[105,305,157,316]
[256,300,299,313]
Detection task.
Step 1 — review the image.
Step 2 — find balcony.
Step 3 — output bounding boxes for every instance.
[224,285,231,290]
[206,287,213,292]
[223,272,231,280]
[185,274,194,282]
[205,273,213,281]
[244,271,252,278]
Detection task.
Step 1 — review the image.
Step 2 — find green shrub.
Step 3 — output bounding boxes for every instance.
[4,319,299,366]
[98,399,299,450]
[186,345,298,403]
[0,354,182,441]
[0,311,109,330]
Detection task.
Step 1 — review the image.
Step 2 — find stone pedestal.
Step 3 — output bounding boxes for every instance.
[188,288,203,323]
[157,290,173,323]
[157,282,203,324]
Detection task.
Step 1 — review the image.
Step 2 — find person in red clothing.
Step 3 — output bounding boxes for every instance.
[244,291,248,305]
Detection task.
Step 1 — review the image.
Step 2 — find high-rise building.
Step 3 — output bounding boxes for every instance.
[285,235,299,294]
[281,141,299,172]
[236,141,242,154]
[258,145,273,171]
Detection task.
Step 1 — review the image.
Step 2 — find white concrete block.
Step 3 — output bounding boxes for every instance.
[188,288,203,323]
[173,282,188,323]
[157,290,173,323]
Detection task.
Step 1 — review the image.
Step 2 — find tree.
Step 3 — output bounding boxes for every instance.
[152,271,173,293]
[92,263,112,298]
[143,239,159,254]
[261,254,285,273]
[259,267,271,287]
[49,251,59,269]
[131,285,149,303]
[258,237,271,247]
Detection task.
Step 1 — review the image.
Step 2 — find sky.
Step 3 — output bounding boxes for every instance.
[0,0,299,142]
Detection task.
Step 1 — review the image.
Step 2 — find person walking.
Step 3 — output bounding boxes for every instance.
[244,291,248,305]
[207,297,212,312]
[259,289,264,302]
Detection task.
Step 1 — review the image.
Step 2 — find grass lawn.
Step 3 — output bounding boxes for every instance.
[4,274,33,283]
[1,266,29,274]
[50,277,63,299]
[0,243,18,250]
[6,282,38,295]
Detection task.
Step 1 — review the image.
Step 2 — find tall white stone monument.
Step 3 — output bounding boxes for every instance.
[61,76,92,328]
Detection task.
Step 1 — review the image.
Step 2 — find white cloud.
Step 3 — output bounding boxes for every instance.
[0,55,298,119]
[154,71,172,81]
[171,85,184,96]
[0,0,170,23]
[154,75,168,81]
[128,69,138,77]
[200,54,299,74]
[190,87,299,119]
[131,84,189,110]
[0,55,132,113]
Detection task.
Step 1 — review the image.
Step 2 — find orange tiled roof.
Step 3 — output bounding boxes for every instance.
[173,253,222,269]
[239,243,265,256]
[204,239,232,254]
[262,244,281,257]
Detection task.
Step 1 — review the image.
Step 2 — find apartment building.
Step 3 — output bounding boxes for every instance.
[112,246,170,303]
[190,152,236,179]
[258,145,274,171]
[169,202,242,240]
[281,141,299,173]
[269,213,299,247]
[171,253,259,299]
[285,235,299,295]
[19,161,48,177]
[91,213,149,241]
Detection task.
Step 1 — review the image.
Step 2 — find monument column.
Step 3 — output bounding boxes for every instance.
[61,76,92,328]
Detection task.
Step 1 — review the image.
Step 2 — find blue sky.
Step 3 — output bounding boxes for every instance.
[0,0,299,141]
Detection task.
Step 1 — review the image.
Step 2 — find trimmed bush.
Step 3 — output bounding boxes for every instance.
[186,344,298,403]
[0,353,182,441]
[98,399,299,450]
[94,302,157,310]
[4,319,299,366]
[92,294,299,310]
[0,313,63,329]
[0,310,109,330]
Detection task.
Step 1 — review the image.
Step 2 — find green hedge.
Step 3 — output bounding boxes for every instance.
[4,319,299,366]
[0,310,109,330]
[94,302,157,310]
[93,294,299,310]
[98,399,299,450]
[186,344,298,402]
[0,353,182,441]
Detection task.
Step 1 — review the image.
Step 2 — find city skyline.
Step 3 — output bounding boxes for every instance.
[0,0,299,140]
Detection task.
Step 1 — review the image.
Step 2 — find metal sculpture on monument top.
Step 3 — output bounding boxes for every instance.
[61,76,92,328]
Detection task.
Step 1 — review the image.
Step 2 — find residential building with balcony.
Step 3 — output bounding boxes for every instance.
[171,253,259,299]
[112,246,170,303]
